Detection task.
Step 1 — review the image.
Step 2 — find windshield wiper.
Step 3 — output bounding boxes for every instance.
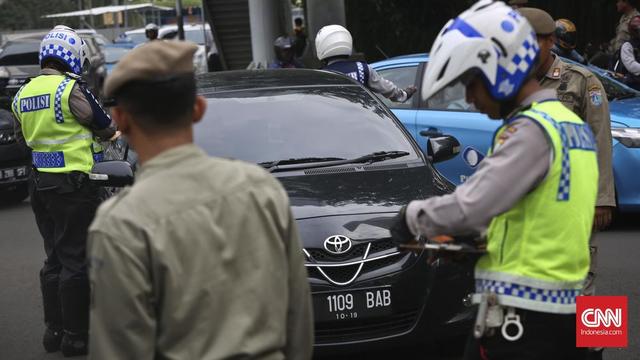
[259,157,346,169]
[261,151,410,173]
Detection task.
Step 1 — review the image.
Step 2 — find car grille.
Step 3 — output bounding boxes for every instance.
[314,309,420,344]
[304,238,409,286]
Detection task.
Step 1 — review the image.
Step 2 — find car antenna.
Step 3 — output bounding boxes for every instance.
[375,44,389,59]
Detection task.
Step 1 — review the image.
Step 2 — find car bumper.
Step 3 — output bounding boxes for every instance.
[0,141,31,189]
[311,251,475,356]
[613,141,640,211]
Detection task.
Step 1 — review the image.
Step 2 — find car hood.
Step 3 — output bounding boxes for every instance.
[609,96,640,127]
[277,164,445,219]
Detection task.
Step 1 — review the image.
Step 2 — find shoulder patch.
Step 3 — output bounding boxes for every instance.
[589,87,603,107]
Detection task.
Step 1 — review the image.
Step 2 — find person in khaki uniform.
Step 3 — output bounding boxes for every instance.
[521,8,615,360]
[611,0,640,54]
[87,41,313,360]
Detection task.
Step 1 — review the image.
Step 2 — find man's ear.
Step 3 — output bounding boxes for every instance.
[111,106,130,135]
[192,95,207,124]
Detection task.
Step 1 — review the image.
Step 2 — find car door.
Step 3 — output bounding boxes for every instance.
[415,75,500,185]
[373,62,422,139]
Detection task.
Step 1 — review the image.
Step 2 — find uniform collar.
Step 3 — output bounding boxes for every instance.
[504,89,558,120]
[136,143,207,181]
[40,68,63,76]
[544,54,564,80]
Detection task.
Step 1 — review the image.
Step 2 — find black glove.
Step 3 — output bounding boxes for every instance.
[403,85,417,100]
[390,205,414,246]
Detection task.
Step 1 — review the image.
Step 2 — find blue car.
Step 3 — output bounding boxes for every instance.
[372,54,640,212]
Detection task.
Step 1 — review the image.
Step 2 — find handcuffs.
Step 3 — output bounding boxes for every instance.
[472,292,524,341]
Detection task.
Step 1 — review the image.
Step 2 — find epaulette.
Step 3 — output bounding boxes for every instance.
[63,72,87,86]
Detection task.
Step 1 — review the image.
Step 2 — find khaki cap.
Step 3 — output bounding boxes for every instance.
[518,7,556,35]
[509,0,529,5]
[104,40,198,98]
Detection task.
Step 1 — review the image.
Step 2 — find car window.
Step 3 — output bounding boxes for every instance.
[0,41,39,65]
[195,87,420,164]
[425,82,475,111]
[375,66,418,109]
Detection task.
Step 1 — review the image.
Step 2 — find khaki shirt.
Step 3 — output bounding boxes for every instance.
[611,8,640,53]
[540,56,616,207]
[88,144,313,360]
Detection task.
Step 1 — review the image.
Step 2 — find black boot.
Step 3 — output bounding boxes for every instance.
[60,331,88,357]
[41,268,63,352]
[42,326,63,352]
[59,279,90,357]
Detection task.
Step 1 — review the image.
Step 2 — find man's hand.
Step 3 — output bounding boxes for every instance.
[593,206,614,231]
[108,130,121,142]
[403,86,417,101]
[390,205,414,246]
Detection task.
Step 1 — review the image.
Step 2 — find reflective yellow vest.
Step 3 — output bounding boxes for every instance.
[12,74,95,174]
[475,100,598,314]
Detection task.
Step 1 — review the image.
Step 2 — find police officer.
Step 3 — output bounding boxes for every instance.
[144,23,159,42]
[611,0,640,54]
[11,25,117,356]
[520,14,616,350]
[315,25,416,102]
[87,41,313,359]
[391,1,596,358]
[612,15,640,89]
[269,36,304,69]
[552,18,587,64]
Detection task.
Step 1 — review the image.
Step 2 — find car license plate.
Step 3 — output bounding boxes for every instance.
[0,166,27,180]
[313,286,392,322]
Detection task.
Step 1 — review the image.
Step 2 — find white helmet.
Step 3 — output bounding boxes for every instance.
[421,0,539,101]
[145,23,159,31]
[315,24,353,60]
[40,25,87,75]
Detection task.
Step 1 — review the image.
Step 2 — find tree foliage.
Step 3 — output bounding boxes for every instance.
[0,0,77,30]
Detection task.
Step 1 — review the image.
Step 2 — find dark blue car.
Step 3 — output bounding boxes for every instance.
[372,54,640,212]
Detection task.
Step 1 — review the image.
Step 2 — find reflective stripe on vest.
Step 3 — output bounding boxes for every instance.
[476,100,598,314]
[13,75,95,174]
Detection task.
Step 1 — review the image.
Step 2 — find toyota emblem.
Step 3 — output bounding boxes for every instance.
[324,235,352,255]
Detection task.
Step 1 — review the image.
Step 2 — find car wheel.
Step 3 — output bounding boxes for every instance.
[0,183,28,205]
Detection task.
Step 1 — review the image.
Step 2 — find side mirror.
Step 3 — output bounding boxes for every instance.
[89,160,134,187]
[426,135,461,164]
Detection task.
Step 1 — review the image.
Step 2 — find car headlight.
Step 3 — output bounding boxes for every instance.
[611,127,640,148]
[0,66,8,79]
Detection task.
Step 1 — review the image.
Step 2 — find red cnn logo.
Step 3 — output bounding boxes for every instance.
[576,296,628,348]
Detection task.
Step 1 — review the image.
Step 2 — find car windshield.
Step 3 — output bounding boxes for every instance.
[194,86,419,165]
[104,47,129,64]
[126,33,147,44]
[591,69,640,100]
[0,41,39,65]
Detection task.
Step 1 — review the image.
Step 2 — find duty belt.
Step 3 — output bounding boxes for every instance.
[472,292,524,342]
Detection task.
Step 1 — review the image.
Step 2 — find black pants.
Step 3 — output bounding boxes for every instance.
[464,308,587,360]
[29,171,100,333]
